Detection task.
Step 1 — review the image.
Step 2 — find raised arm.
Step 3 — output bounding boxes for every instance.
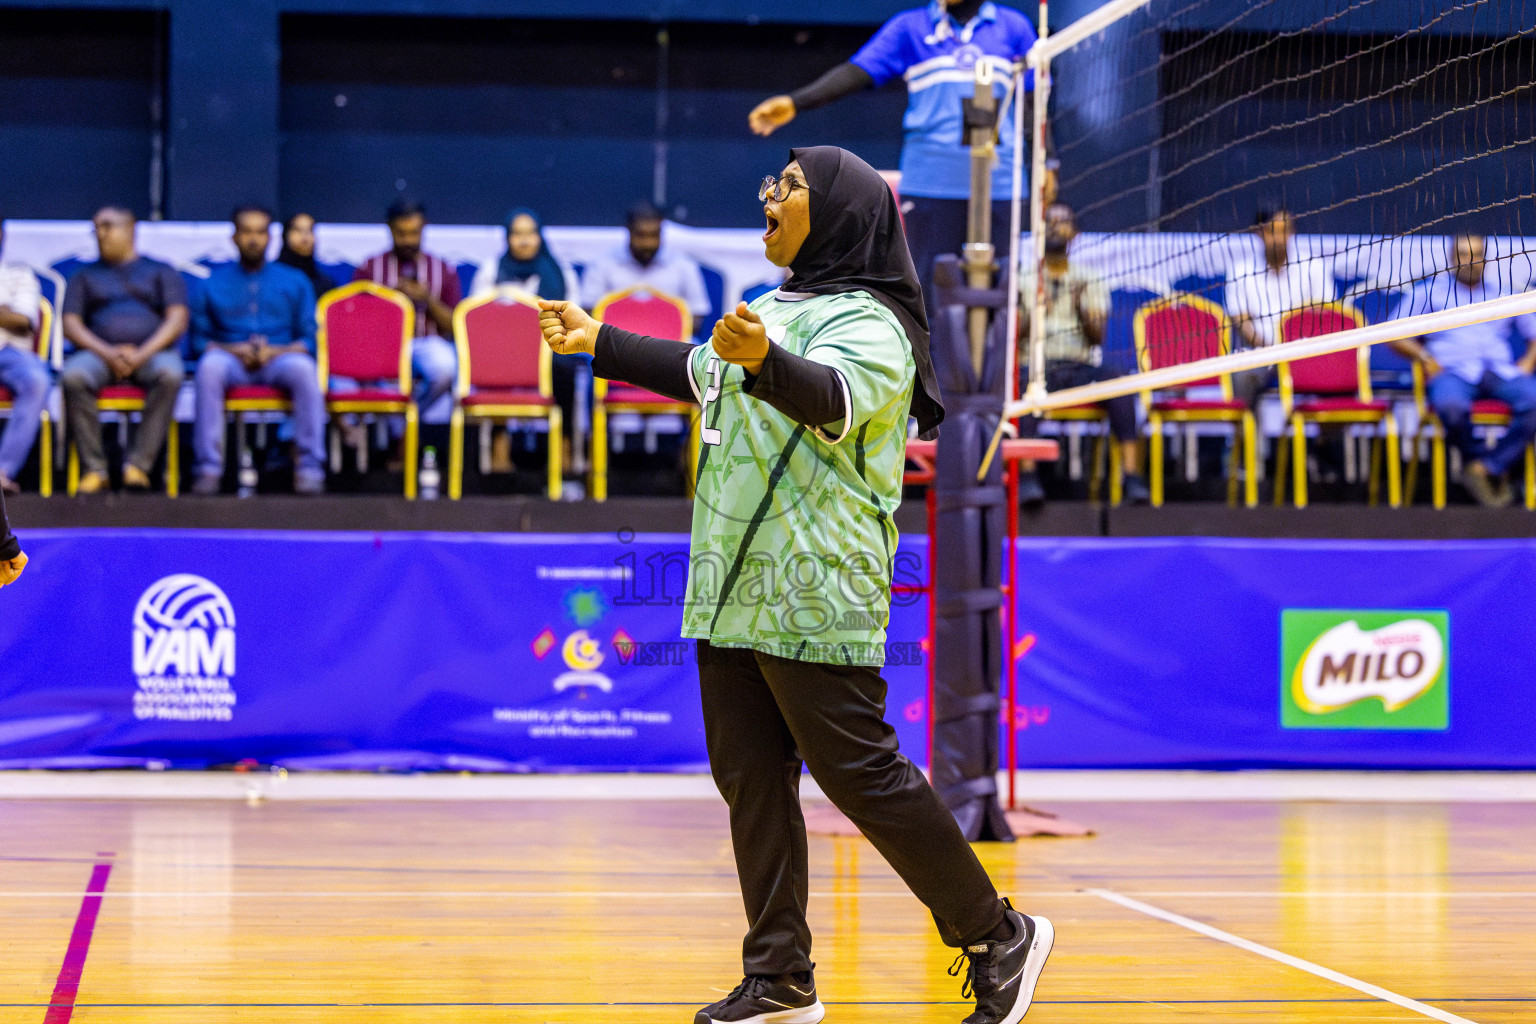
[748,64,875,137]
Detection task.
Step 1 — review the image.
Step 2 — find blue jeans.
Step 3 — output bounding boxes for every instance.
[193,347,326,478]
[1428,369,1536,476]
[0,345,51,480]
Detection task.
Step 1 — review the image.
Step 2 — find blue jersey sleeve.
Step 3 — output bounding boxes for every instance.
[850,13,917,88]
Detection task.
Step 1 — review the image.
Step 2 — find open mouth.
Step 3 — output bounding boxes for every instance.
[763,211,781,243]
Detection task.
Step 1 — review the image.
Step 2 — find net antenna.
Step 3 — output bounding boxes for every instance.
[1005,0,1536,422]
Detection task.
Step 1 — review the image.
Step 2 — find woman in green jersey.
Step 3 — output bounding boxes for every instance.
[539,146,1052,1024]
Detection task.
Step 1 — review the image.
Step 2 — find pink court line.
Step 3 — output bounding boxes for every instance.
[44,855,114,1024]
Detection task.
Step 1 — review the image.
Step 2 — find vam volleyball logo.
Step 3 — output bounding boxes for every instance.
[132,574,239,722]
[1280,610,1449,730]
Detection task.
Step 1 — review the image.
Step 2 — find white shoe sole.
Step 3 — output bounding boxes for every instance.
[698,1000,825,1024]
[998,915,1054,1024]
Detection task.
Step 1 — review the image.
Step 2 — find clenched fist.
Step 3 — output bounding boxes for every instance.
[538,300,603,357]
[748,95,796,137]
[711,302,770,376]
[0,550,27,588]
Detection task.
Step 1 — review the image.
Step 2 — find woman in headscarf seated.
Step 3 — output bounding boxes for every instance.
[472,209,582,477]
[536,146,1052,1024]
[276,213,338,303]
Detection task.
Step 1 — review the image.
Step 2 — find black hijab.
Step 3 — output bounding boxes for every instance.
[277,216,334,300]
[784,146,944,439]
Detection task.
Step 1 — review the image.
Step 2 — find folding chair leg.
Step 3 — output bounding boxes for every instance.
[1292,414,1308,509]
[591,407,608,502]
[448,408,464,500]
[67,443,79,496]
[40,411,52,498]
[547,409,563,502]
[1432,430,1447,510]
[166,423,179,498]
[1109,440,1124,507]
[404,408,419,499]
[1526,445,1536,511]
[1149,415,1164,507]
[1242,412,1258,508]
[1385,417,1401,508]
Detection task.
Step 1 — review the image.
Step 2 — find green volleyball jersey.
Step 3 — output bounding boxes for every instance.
[682,289,916,667]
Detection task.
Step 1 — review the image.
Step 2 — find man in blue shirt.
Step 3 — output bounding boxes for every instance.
[190,206,324,495]
[60,206,189,494]
[1392,233,1536,506]
[750,0,1040,360]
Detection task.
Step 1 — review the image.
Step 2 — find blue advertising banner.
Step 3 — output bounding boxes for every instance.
[2,531,1533,770]
[0,530,931,771]
[1008,537,1536,769]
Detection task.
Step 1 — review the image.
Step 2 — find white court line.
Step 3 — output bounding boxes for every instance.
[1091,888,1482,1024]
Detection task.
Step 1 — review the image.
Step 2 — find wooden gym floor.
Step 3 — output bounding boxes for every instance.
[1,797,1531,1023]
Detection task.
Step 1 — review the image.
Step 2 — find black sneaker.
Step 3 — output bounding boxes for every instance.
[950,901,1054,1024]
[1122,473,1151,505]
[694,972,824,1024]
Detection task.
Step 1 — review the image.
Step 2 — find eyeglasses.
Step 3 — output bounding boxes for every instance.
[758,174,806,203]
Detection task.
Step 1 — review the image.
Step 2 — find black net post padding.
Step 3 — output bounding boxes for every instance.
[929,254,1014,843]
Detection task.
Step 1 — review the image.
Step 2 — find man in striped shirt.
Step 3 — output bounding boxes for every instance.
[352,199,462,423]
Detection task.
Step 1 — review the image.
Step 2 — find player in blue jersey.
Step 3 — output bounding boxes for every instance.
[750,0,1047,374]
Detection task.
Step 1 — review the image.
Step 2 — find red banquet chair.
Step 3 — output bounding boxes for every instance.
[316,280,419,498]
[1,295,53,496]
[1133,293,1256,507]
[1275,302,1399,508]
[590,286,699,502]
[449,289,562,500]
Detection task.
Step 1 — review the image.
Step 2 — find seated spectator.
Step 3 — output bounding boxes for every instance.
[0,218,48,495]
[277,212,336,301]
[580,202,711,326]
[472,208,581,475]
[1018,204,1148,505]
[1227,208,1337,405]
[190,206,325,496]
[353,199,460,424]
[1391,233,1536,507]
[60,206,188,494]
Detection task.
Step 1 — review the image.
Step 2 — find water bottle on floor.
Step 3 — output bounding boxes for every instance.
[237,448,258,498]
[419,446,440,500]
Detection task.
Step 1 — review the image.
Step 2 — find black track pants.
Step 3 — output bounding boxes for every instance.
[697,640,1006,976]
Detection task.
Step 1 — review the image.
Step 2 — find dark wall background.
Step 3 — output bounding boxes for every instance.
[1,0,1532,227]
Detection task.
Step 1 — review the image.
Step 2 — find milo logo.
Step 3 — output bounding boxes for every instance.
[1281,610,1449,730]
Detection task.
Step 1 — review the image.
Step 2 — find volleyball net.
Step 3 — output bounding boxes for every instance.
[1004,0,1536,419]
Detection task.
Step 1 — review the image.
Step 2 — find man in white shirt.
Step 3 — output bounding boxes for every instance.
[0,220,49,494]
[1390,234,1536,506]
[580,202,711,333]
[1226,209,1337,405]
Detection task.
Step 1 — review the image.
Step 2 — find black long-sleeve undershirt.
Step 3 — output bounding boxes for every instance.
[790,63,873,113]
[592,324,696,403]
[0,489,18,561]
[741,344,848,435]
[592,324,848,433]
